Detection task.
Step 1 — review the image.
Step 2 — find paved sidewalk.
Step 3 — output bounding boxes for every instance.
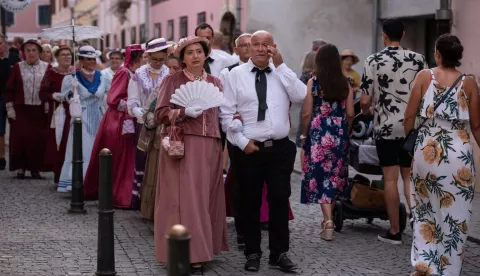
[1,164,479,275]
[293,147,480,243]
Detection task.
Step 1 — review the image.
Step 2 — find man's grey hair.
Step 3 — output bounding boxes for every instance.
[235,33,252,47]
[312,39,327,51]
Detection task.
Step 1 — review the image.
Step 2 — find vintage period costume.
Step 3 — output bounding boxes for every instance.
[153,70,228,264]
[4,59,50,173]
[139,84,163,220]
[128,62,169,210]
[57,70,108,192]
[39,66,75,183]
[410,70,474,276]
[101,67,115,91]
[83,44,145,208]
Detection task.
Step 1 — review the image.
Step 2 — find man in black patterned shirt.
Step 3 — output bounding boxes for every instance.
[360,18,427,245]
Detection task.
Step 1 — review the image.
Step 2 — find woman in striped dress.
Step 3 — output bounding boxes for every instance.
[57,46,108,192]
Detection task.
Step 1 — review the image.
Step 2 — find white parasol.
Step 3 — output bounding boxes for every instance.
[39,20,105,146]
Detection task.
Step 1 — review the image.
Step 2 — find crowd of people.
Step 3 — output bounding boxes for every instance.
[0,17,478,276]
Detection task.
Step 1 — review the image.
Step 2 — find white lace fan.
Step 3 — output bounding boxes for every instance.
[170,81,223,110]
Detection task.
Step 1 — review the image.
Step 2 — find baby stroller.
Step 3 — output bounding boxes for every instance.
[332,99,408,233]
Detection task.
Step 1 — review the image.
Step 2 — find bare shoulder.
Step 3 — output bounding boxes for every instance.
[463,75,479,94]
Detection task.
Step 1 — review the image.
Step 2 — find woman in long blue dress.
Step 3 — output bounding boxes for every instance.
[57,46,108,192]
[300,44,354,241]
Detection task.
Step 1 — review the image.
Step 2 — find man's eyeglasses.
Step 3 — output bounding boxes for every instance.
[237,44,249,49]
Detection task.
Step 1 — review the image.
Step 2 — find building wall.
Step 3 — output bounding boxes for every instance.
[99,0,146,49]
[379,0,439,19]
[451,0,480,191]
[245,0,373,75]
[149,0,248,42]
[6,0,51,41]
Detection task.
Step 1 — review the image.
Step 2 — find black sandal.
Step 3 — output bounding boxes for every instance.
[31,171,43,179]
[16,172,25,179]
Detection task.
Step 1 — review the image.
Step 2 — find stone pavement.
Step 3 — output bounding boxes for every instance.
[1,168,480,276]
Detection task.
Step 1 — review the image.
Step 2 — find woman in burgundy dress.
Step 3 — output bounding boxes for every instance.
[83,44,145,209]
[39,46,75,186]
[4,40,50,179]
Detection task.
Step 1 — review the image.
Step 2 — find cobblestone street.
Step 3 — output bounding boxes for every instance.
[0,166,479,276]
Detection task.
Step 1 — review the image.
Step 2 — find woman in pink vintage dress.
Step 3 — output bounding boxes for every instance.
[153,36,228,274]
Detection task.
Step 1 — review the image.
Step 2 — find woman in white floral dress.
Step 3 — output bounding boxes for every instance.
[404,34,480,276]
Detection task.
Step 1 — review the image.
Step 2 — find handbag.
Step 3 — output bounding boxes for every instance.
[122,118,135,135]
[137,125,155,152]
[162,109,184,159]
[402,74,464,154]
[69,92,82,118]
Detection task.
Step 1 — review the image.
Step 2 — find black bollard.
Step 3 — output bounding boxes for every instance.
[96,148,116,276]
[167,224,191,276]
[69,117,86,214]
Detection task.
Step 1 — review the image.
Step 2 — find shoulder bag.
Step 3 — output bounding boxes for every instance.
[402,73,464,154]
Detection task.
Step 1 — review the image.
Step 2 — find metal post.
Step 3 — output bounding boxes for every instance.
[96,149,116,276]
[372,0,379,53]
[68,117,86,214]
[167,225,191,276]
[436,0,452,36]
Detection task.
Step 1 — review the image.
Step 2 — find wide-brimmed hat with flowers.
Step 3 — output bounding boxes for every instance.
[340,49,359,65]
[174,36,210,59]
[21,39,43,53]
[145,38,172,53]
[77,45,99,59]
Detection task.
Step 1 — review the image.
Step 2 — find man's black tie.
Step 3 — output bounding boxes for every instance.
[204,56,214,74]
[251,66,272,121]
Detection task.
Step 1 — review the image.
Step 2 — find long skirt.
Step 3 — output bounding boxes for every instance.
[44,102,71,183]
[132,123,146,210]
[9,105,48,172]
[140,134,160,220]
[154,135,229,263]
[83,107,135,208]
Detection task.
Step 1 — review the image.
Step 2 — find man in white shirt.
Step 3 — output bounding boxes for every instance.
[221,30,306,272]
[212,30,239,65]
[195,23,236,77]
[218,33,251,85]
[219,32,251,249]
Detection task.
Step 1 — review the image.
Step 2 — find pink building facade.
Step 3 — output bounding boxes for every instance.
[5,0,51,42]
[149,0,248,46]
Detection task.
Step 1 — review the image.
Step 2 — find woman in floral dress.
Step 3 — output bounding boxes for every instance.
[300,44,354,241]
[404,34,480,276]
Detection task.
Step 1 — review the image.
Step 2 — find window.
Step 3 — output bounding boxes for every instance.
[121,29,126,49]
[106,34,110,48]
[5,11,14,26]
[131,26,137,44]
[179,16,188,38]
[154,23,162,38]
[63,0,68,8]
[167,20,174,41]
[50,0,56,15]
[197,12,206,25]
[38,5,51,26]
[92,20,98,27]
[139,24,146,43]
